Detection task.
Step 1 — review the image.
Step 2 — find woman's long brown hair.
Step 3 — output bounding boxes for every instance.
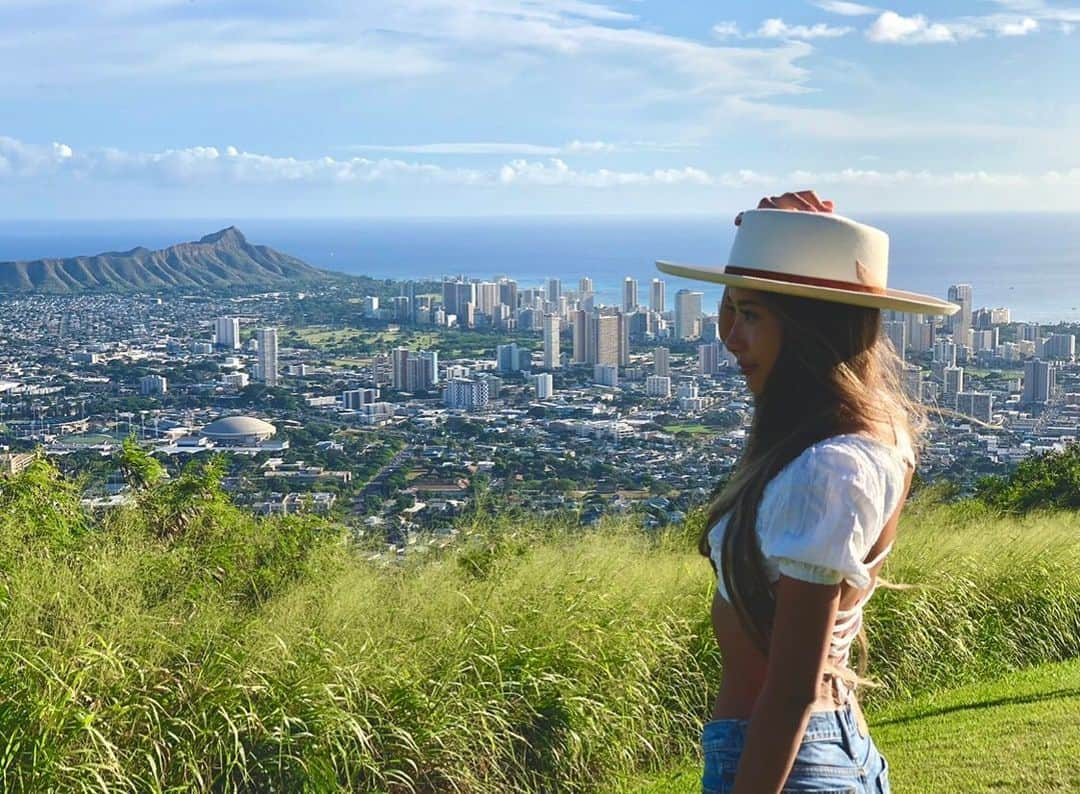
[703,291,925,690]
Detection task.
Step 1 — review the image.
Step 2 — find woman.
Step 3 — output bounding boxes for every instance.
[656,192,959,793]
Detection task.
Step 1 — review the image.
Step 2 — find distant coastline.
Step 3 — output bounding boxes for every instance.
[2,213,1078,323]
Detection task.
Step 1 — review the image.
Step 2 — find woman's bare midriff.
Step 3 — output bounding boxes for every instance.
[709,592,852,720]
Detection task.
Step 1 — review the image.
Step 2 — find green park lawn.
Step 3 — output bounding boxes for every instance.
[662,424,714,436]
[621,656,1080,793]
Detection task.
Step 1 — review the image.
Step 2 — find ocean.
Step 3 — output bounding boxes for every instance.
[1,214,1078,324]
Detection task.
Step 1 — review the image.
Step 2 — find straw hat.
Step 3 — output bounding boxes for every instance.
[656,209,959,316]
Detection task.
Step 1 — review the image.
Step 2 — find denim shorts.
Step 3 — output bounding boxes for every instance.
[700,702,890,793]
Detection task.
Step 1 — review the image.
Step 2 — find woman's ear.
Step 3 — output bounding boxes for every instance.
[719,287,735,342]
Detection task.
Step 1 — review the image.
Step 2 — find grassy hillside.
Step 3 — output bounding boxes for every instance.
[0,458,1077,791]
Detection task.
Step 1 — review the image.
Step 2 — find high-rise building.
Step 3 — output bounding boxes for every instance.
[882,320,906,358]
[1044,333,1076,361]
[392,347,410,390]
[698,342,721,375]
[531,373,554,399]
[1020,322,1041,342]
[442,279,476,323]
[139,374,167,395]
[572,310,588,364]
[496,343,517,374]
[392,348,437,392]
[476,281,500,317]
[956,392,993,424]
[622,278,638,312]
[943,366,964,404]
[215,317,240,350]
[646,375,671,398]
[674,290,703,341]
[933,339,958,367]
[654,347,670,377]
[578,277,593,295]
[593,363,619,387]
[595,314,620,366]
[543,313,561,368]
[342,388,380,409]
[972,329,997,352]
[444,378,490,411]
[256,327,278,387]
[498,279,518,312]
[947,284,973,343]
[650,278,665,313]
[546,278,562,304]
[902,365,923,402]
[420,350,439,385]
[1022,359,1054,404]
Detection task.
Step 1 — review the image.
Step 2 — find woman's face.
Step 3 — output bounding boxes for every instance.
[720,287,783,397]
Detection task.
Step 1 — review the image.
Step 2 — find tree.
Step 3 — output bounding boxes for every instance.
[116,435,165,490]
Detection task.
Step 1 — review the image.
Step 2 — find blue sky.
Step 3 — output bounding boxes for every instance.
[3,0,1079,217]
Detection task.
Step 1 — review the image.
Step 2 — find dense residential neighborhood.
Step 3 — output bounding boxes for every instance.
[1,278,1077,558]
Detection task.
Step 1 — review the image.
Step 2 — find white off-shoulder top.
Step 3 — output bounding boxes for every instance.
[708,433,913,597]
[708,432,914,702]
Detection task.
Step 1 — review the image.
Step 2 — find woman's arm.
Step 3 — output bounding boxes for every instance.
[731,575,842,793]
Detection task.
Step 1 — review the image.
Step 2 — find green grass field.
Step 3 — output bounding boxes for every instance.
[620,656,1080,793]
[662,424,714,436]
[0,458,1077,791]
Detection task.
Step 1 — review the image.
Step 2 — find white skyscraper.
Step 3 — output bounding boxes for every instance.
[622,277,638,312]
[531,372,554,399]
[650,278,665,313]
[594,363,619,387]
[674,290,703,341]
[215,317,240,350]
[579,277,593,295]
[947,284,973,344]
[255,327,278,387]
[543,313,561,368]
[654,347,670,377]
[646,375,671,397]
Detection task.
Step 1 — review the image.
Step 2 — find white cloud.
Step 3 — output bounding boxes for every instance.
[347,143,565,156]
[8,135,1080,195]
[344,140,658,155]
[0,136,76,177]
[0,1,815,107]
[866,11,977,44]
[997,17,1038,35]
[813,1,879,16]
[712,21,740,39]
[757,18,853,39]
[497,158,713,187]
[1063,22,1076,34]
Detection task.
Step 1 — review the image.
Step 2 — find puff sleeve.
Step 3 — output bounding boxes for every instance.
[759,439,887,589]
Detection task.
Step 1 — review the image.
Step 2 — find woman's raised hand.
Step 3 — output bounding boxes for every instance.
[735,190,834,226]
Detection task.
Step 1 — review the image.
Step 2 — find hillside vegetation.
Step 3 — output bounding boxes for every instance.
[0,452,1077,791]
[0,227,331,292]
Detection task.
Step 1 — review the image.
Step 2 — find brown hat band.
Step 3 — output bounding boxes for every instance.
[724,265,887,296]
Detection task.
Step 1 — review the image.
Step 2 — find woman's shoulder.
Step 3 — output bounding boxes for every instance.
[776,431,912,483]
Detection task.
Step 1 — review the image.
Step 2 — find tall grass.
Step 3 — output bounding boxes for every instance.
[0,460,1077,791]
